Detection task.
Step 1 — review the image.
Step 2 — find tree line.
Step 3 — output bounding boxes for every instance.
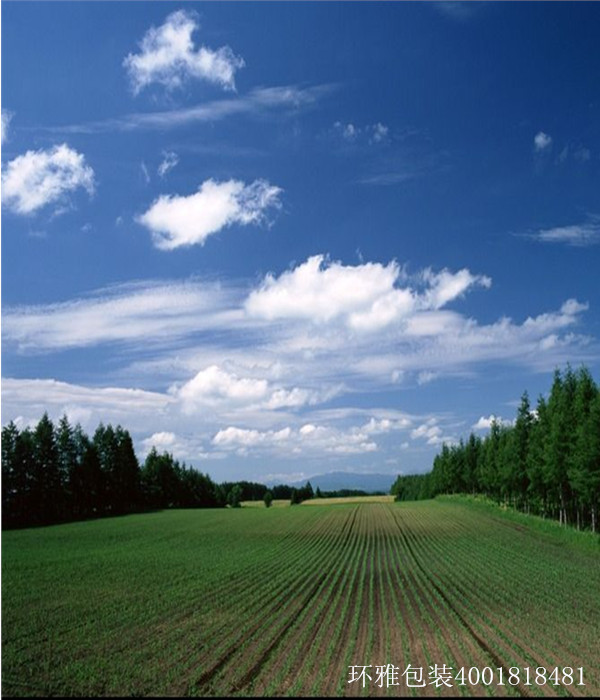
[1,414,327,529]
[1,414,224,529]
[391,366,600,532]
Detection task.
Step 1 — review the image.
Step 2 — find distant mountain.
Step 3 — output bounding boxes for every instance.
[274,471,396,494]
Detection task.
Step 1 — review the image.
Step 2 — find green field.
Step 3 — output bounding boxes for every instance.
[2,498,599,696]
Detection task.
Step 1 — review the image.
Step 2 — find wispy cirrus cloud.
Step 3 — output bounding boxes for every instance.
[137,178,282,250]
[1,377,173,432]
[1,144,95,215]
[1,109,14,144]
[521,217,600,247]
[157,151,179,178]
[2,279,242,351]
[123,10,244,94]
[39,85,334,135]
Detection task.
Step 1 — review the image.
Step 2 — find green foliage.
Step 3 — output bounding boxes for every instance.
[263,490,273,508]
[228,484,243,508]
[390,473,433,501]
[2,415,223,529]
[420,365,600,531]
[289,481,314,505]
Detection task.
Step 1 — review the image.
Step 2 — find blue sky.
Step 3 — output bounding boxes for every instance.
[2,1,599,483]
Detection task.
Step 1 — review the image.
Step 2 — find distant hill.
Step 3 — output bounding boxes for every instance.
[275,471,396,494]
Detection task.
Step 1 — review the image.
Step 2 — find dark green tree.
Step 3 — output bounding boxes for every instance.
[33,413,61,524]
[228,483,243,508]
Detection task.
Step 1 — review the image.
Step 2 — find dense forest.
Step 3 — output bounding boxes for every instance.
[1,415,226,529]
[392,366,600,532]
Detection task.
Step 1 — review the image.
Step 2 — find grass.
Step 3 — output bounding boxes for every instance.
[3,500,599,696]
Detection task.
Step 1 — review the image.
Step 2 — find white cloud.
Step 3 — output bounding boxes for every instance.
[123,10,244,94]
[1,377,172,434]
[158,151,179,178]
[246,255,401,324]
[369,122,389,144]
[362,416,412,434]
[334,121,359,141]
[141,161,150,184]
[213,422,378,457]
[471,415,512,431]
[245,255,490,331]
[531,219,600,247]
[45,85,335,135]
[1,144,95,215]
[333,121,390,146]
[3,280,239,351]
[177,365,268,409]
[137,178,282,250]
[5,256,593,394]
[534,131,552,152]
[410,418,455,446]
[139,430,210,461]
[417,371,438,385]
[421,268,491,309]
[174,364,329,414]
[144,430,177,449]
[1,110,13,143]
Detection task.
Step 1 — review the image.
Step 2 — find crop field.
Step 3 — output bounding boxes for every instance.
[2,498,599,697]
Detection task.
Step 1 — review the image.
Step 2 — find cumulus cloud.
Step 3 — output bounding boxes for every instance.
[245,255,490,331]
[1,110,13,143]
[177,365,268,409]
[534,131,552,152]
[140,430,210,461]
[158,151,179,178]
[410,418,455,446]
[213,422,377,457]
[174,364,329,414]
[137,178,282,250]
[1,144,95,215]
[362,416,412,434]
[421,267,491,309]
[123,10,244,94]
[472,415,512,431]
